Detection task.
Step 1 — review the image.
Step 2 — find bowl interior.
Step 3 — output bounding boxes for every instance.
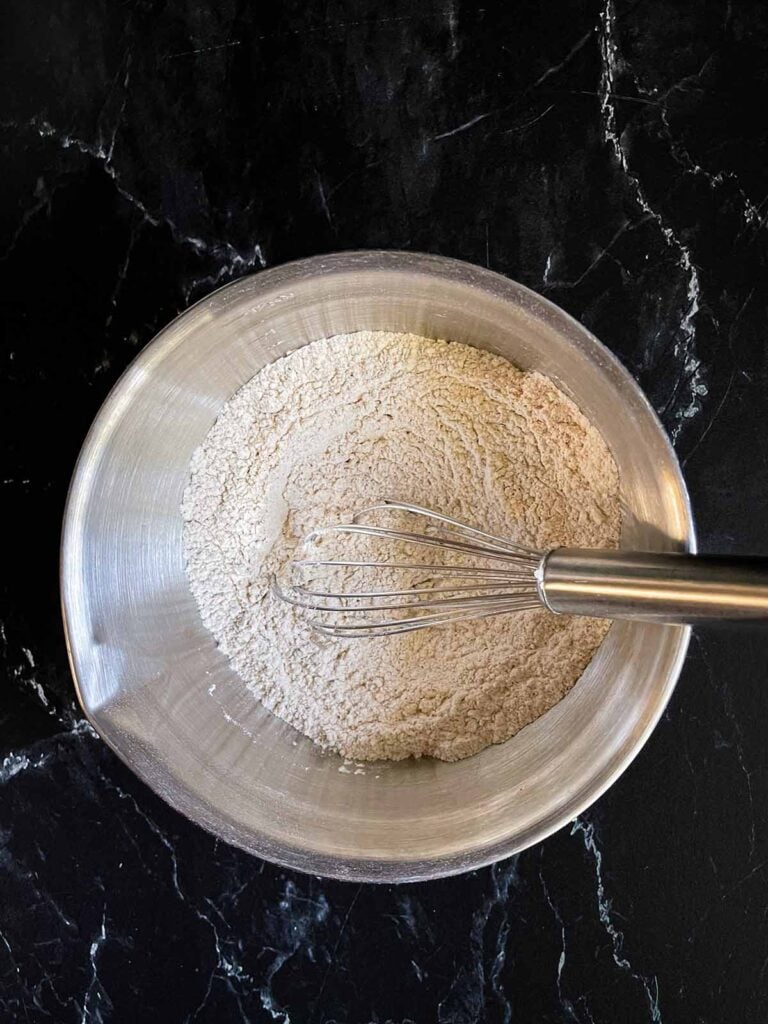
[62,251,693,881]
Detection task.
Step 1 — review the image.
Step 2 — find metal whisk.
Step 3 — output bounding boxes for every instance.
[273,500,768,638]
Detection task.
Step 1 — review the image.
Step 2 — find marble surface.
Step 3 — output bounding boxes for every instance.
[3,0,768,1019]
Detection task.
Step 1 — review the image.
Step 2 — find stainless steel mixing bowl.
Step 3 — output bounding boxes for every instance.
[61,251,694,882]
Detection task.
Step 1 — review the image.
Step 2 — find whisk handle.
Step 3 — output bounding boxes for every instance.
[540,550,768,624]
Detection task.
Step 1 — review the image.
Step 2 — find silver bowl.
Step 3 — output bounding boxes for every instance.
[61,251,694,882]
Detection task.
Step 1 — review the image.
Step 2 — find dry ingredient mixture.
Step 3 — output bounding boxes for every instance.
[182,331,620,762]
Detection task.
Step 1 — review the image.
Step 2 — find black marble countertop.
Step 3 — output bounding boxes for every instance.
[3,1,768,1020]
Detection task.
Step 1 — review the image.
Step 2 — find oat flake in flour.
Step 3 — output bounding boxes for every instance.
[182,331,620,762]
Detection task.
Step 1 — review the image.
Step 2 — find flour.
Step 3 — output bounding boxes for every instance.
[182,331,620,762]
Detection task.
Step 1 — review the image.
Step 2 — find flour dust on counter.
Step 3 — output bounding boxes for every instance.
[182,331,620,761]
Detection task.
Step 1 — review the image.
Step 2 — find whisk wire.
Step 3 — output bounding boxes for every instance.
[305,523,540,565]
[274,581,537,614]
[293,560,533,580]
[352,500,535,555]
[311,600,542,638]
